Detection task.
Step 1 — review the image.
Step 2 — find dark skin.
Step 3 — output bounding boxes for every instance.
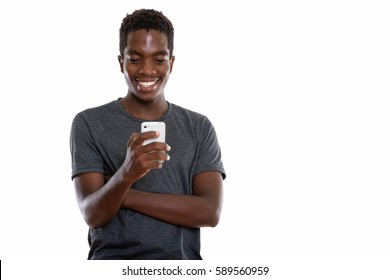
[74,29,223,229]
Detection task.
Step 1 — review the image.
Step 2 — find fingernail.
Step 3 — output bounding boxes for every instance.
[167,145,171,151]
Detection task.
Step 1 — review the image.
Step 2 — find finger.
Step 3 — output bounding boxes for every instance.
[129,132,158,150]
[140,131,160,140]
[145,152,170,169]
[145,160,164,170]
[142,142,171,152]
[144,150,171,163]
[127,132,139,147]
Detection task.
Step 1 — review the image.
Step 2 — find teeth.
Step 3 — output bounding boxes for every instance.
[139,80,157,87]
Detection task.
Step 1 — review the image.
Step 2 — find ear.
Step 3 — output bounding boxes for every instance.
[118,55,124,73]
[169,55,175,74]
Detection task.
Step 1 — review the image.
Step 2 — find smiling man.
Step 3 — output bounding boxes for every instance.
[70,9,226,260]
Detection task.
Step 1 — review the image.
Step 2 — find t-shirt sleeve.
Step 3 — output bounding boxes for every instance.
[194,118,226,180]
[70,113,106,179]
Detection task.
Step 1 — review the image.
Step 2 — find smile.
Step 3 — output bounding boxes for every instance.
[136,78,160,92]
[138,80,158,87]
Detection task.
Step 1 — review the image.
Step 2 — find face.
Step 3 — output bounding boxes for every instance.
[118,29,175,103]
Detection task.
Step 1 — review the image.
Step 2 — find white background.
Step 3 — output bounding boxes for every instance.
[1,0,389,278]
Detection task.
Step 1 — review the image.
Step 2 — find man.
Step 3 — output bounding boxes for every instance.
[70,9,226,260]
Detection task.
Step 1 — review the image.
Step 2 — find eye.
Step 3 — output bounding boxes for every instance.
[154,57,167,64]
[129,58,141,64]
[126,55,141,64]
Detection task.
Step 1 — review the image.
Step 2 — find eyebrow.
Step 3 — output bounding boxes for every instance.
[127,50,169,56]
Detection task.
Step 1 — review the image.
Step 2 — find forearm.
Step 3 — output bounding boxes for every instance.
[75,132,172,229]
[78,169,134,229]
[121,189,220,228]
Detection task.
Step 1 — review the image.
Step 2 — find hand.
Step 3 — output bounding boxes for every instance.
[120,131,171,184]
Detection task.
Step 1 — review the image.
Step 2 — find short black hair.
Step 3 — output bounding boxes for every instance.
[119,9,174,57]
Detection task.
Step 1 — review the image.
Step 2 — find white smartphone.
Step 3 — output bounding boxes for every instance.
[141,122,166,145]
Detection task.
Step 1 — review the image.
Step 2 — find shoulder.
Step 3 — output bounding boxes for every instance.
[71,100,120,135]
[74,100,118,121]
[167,103,218,144]
[169,103,211,125]
[72,100,123,130]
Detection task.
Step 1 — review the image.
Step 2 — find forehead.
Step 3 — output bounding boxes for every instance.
[125,29,169,54]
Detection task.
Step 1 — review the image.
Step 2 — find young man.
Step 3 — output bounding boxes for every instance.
[70,9,226,260]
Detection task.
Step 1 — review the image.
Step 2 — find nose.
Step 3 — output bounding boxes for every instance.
[138,60,156,76]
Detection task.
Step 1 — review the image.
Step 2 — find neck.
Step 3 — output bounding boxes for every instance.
[120,94,168,120]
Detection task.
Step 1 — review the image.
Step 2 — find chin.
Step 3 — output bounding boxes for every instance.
[135,92,163,103]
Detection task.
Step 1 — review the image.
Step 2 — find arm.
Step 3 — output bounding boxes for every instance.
[73,131,170,229]
[121,171,223,228]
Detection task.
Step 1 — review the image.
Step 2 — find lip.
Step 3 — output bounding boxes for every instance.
[135,78,160,92]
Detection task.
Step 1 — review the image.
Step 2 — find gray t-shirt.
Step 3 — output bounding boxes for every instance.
[70,99,226,259]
